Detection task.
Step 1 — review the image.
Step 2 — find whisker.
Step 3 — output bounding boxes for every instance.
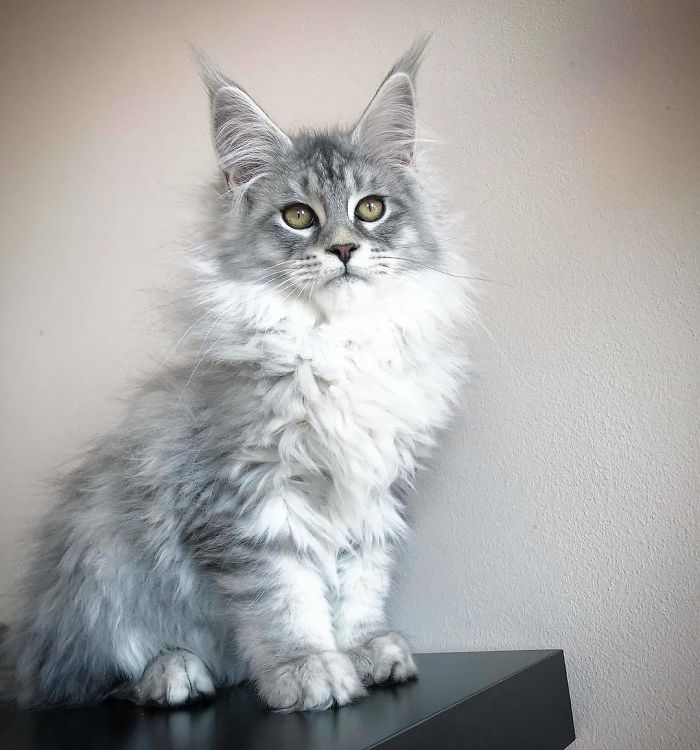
[267,274,309,297]
[251,260,321,287]
[248,266,294,284]
[154,306,216,369]
[279,274,315,305]
[178,321,237,400]
[197,307,231,355]
[373,255,511,286]
[470,315,518,385]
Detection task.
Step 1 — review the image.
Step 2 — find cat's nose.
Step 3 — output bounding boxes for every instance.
[326,243,358,265]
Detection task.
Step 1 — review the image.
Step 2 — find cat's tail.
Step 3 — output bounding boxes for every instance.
[0,622,20,707]
[0,618,123,710]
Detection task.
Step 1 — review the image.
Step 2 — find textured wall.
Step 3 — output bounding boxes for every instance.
[0,1,698,747]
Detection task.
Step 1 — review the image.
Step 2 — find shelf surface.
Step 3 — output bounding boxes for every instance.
[0,649,576,749]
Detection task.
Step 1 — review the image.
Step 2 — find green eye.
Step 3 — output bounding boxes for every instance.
[355,195,385,222]
[282,203,316,230]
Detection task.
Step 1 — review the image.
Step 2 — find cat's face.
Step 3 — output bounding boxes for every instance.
[229,131,437,302]
[202,41,439,309]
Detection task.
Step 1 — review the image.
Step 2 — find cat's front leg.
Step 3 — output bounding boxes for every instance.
[220,547,365,711]
[334,544,418,686]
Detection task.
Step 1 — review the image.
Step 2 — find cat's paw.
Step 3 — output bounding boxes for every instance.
[131,649,216,707]
[347,632,418,686]
[255,651,366,711]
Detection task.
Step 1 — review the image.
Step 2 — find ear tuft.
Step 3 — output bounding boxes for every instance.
[194,48,235,100]
[386,34,430,86]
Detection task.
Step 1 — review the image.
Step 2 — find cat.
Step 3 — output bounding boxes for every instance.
[1,39,473,711]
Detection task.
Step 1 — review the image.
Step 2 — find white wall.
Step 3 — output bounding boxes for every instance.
[1,1,698,747]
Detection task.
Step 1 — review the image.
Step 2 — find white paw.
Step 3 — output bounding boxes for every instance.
[348,632,418,686]
[132,649,216,707]
[256,651,366,711]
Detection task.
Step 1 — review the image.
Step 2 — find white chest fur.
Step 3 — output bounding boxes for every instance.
[208,273,468,550]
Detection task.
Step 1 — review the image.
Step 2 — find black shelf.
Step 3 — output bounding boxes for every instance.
[0,650,575,749]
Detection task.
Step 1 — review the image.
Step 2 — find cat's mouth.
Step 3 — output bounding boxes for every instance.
[324,267,368,286]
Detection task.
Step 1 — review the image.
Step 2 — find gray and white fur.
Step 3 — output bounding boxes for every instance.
[1,40,473,711]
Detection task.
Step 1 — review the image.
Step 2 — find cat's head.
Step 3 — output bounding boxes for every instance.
[200,39,445,314]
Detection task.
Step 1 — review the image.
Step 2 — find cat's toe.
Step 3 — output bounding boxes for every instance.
[131,649,216,707]
[348,632,418,686]
[256,651,366,711]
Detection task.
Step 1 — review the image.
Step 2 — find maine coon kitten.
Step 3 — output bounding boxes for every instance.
[1,40,472,711]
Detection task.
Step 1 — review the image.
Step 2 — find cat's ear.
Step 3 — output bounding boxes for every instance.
[198,54,291,189]
[352,37,429,166]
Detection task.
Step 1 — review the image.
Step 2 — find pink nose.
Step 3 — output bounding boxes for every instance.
[326,243,358,265]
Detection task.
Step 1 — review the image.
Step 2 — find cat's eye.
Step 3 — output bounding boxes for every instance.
[354,196,385,222]
[282,203,316,230]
